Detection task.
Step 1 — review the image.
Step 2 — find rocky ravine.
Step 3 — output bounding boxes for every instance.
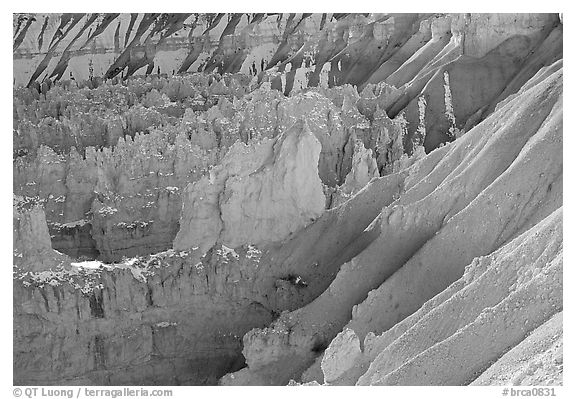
[13,13,562,386]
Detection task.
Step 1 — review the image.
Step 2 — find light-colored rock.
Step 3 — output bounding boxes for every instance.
[451,13,558,58]
[13,197,67,271]
[222,65,562,386]
[13,13,563,387]
[174,119,326,253]
[13,247,277,385]
[331,137,379,207]
[355,208,562,385]
[321,328,362,383]
[471,312,563,386]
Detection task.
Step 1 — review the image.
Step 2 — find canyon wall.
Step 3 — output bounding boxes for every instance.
[13,13,562,386]
[221,62,563,385]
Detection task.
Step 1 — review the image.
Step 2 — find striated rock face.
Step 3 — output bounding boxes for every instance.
[14,13,562,150]
[174,119,325,253]
[14,128,216,262]
[451,13,558,58]
[13,13,322,87]
[471,311,563,386]
[13,247,276,385]
[337,207,562,385]
[221,62,562,386]
[14,13,562,386]
[13,197,67,271]
[331,137,380,208]
[14,75,416,263]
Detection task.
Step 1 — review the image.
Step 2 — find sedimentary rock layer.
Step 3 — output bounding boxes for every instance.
[13,13,563,386]
[221,62,563,386]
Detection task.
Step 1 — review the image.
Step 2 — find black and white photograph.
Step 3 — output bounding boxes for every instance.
[7,3,570,395]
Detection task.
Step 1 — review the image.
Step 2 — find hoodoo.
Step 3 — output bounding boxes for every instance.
[13,13,562,386]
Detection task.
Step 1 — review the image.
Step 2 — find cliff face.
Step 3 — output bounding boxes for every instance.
[174,119,326,254]
[14,74,414,263]
[13,196,67,272]
[328,208,562,386]
[15,13,562,151]
[14,247,277,385]
[13,13,562,386]
[221,63,563,385]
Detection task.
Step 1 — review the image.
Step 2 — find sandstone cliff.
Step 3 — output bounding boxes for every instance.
[174,119,326,253]
[13,13,563,386]
[221,61,563,385]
